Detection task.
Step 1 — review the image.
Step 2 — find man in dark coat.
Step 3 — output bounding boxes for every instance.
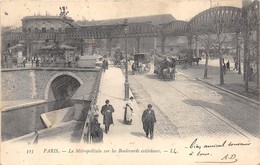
[226,61,230,71]
[101,100,115,134]
[90,114,103,143]
[142,104,156,139]
[102,59,108,72]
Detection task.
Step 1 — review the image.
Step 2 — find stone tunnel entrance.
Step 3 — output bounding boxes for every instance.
[45,72,84,101]
[51,75,81,101]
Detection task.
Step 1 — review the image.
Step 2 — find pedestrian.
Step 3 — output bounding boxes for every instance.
[102,59,108,72]
[223,63,226,74]
[36,58,39,67]
[142,104,156,139]
[90,114,103,143]
[101,100,115,134]
[31,58,34,67]
[226,61,230,71]
[123,96,134,125]
[68,56,72,67]
[233,61,238,71]
[105,59,108,69]
[23,58,26,67]
[132,62,137,74]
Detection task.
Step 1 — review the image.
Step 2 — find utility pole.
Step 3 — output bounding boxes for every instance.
[124,19,129,101]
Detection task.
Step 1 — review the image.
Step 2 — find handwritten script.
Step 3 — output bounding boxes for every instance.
[188,138,251,163]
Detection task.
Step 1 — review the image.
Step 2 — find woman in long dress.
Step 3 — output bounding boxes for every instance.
[124,97,134,125]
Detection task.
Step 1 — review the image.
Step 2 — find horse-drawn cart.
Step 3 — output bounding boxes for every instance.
[154,55,176,81]
[131,53,151,74]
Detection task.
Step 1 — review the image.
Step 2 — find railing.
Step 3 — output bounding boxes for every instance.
[81,68,103,143]
[1,60,80,69]
[28,131,39,145]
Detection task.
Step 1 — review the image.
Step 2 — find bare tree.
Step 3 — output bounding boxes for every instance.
[240,5,258,92]
[205,7,235,85]
[197,33,215,78]
[188,7,234,82]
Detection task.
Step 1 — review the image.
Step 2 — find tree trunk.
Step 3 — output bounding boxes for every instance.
[204,52,209,79]
[257,22,260,89]
[219,52,224,85]
[244,38,249,92]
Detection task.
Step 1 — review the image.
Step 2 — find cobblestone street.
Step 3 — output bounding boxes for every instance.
[128,69,259,140]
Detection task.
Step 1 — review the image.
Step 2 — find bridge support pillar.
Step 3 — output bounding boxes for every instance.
[27,42,31,59]
[161,36,166,55]
[81,39,85,55]
[195,35,199,58]
[136,37,141,53]
[187,35,193,66]
[106,38,112,57]
[236,33,242,74]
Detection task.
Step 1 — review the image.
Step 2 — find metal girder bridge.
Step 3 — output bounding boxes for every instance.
[2,0,259,47]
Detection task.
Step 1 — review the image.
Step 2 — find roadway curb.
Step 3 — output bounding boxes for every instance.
[178,71,260,106]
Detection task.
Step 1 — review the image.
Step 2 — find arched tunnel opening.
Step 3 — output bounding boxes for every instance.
[50,75,81,102]
[2,75,90,142]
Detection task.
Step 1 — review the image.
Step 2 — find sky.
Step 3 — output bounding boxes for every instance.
[0,0,242,27]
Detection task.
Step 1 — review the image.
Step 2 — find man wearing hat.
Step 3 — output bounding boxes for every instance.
[142,104,156,139]
[101,99,115,134]
[90,114,103,143]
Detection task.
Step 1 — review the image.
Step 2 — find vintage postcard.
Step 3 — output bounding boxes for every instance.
[1,0,260,164]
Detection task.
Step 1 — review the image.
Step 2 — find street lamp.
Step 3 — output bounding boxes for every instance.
[92,37,96,55]
[124,19,129,101]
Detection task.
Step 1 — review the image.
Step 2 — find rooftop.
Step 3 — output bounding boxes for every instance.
[77,14,176,26]
[22,15,74,22]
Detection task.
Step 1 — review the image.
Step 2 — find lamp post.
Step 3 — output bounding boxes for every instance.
[124,19,129,101]
[92,37,96,55]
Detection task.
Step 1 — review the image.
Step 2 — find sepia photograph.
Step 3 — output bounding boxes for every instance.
[1,0,259,164]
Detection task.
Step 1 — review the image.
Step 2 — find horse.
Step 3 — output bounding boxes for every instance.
[143,62,151,73]
[177,57,201,66]
[157,58,175,81]
[191,57,201,65]
[161,67,175,81]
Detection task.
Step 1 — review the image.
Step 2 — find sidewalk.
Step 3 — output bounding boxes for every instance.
[95,66,149,145]
[177,59,260,103]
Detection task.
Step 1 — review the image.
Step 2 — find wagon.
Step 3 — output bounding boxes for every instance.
[154,55,176,81]
[132,53,151,74]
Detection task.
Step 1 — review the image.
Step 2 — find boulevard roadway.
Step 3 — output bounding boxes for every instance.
[128,70,259,140]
